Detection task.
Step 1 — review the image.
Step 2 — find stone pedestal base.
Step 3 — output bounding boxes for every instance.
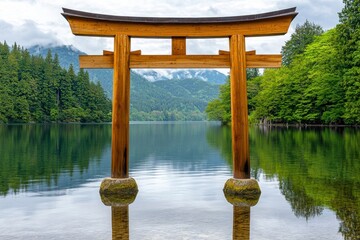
[99,177,138,207]
[223,178,261,207]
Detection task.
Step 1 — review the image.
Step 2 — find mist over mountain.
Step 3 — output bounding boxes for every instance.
[134,69,227,84]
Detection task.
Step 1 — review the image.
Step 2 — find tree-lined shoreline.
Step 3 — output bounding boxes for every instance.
[206,0,360,126]
[0,43,112,123]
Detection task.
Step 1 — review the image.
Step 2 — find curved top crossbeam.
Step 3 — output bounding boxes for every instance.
[62,7,297,24]
[62,7,297,37]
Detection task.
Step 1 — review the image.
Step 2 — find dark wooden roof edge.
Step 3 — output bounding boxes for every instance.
[62,7,297,24]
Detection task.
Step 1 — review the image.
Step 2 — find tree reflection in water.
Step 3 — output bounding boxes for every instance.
[0,124,111,196]
[279,179,324,220]
[206,125,360,239]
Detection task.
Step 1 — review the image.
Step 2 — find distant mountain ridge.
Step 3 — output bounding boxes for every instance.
[28,44,225,120]
[133,69,227,84]
[28,44,227,86]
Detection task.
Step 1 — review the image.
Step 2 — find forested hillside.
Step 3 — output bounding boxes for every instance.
[0,42,111,123]
[130,72,219,120]
[206,0,360,125]
[28,44,114,97]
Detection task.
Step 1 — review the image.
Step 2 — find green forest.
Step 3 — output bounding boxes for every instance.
[130,73,220,121]
[206,0,360,125]
[0,43,111,123]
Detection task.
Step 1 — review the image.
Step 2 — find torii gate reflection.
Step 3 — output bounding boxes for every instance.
[110,205,252,240]
[62,7,297,195]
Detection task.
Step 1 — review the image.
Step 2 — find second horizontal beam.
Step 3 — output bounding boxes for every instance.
[79,54,281,69]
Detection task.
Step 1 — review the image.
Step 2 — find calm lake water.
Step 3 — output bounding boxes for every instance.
[0,122,359,239]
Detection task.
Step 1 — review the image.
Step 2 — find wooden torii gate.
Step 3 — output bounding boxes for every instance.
[62,7,297,195]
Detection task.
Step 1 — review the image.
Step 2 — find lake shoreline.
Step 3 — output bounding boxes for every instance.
[254,123,360,128]
[0,120,359,128]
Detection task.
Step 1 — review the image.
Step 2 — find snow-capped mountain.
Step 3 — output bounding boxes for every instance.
[133,69,227,84]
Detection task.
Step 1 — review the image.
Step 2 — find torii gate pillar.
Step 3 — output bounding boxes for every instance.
[99,34,138,199]
[111,34,131,179]
[230,35,250,179]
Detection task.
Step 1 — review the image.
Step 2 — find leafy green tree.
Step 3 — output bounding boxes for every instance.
[281,20,324,66]
[303,30,345,123]
[252,30,345,124]
[205,69,259,124]
[206,99,226,122]
[337,0,360,124]
[250,69,286,123]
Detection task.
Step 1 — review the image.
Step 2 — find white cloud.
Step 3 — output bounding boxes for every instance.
[0,20,60,47]
[0,0,344,55]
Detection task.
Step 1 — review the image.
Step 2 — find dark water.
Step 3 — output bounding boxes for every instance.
[0,123,359,239]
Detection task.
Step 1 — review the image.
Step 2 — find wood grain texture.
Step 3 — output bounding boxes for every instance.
[230,34,250,179]
[103,50,141,56]
[111,34,130,178]
[79,54,229,68]
[79,55,113,68]
[219,50,256,55]
[130,50,142,55]
[65,15,294,37]
[131,55,229,68]
[79,53,281,69]
[103,50,114,55]
[172,37,186,55]
[246,54,281,68]
[246,50,256,55]
[219,50,230,55]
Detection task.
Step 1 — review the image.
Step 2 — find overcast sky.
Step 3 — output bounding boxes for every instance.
[0,0,344,56]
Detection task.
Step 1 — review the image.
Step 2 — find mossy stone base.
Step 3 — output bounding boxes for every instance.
[223,178,261,207]
[99,177,138,207]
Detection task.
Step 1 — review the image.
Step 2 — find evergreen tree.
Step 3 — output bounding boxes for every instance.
[0,42,111,123]
[60,65,76,114]
[0,42,13,122]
